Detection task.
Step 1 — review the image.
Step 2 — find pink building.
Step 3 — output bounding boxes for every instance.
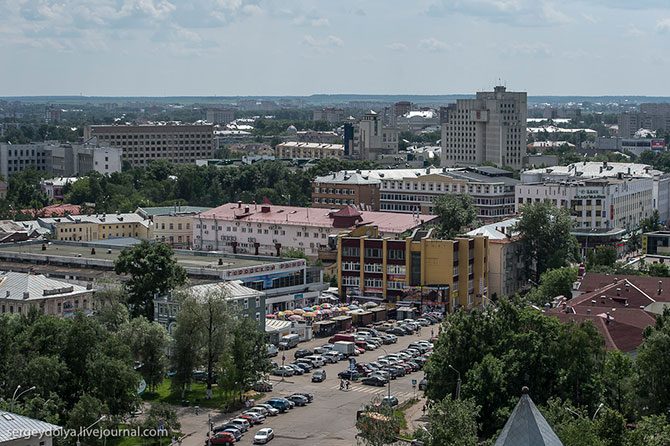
[194,203,437,257]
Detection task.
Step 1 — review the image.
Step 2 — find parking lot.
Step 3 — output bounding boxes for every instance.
[182,319,438,446]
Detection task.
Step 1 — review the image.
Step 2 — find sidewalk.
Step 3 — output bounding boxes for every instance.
[403,397,428,434]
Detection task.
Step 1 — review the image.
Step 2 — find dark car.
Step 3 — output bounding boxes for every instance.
[213,424,241,435]
[362,376,388,387]
[294,348,313,359]
[287,364,305,375]
[383,367,401,379]
[381,396,399,407]
[388,328,406,336]
[419,378,428,391]
[312,369,327,382]
[338,369,361,380]
[292,392,314,403]
[285,394,308,406]
[293,361,313,372]
[266,398,291,412]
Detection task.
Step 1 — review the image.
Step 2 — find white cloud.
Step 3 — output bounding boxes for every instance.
[427,0,571,26]
[626,25,645,37]
[503,42,551,57]
[657,18,670,32]
[302,34,343,49]
[418,38,450,52]
[386,42,408,51]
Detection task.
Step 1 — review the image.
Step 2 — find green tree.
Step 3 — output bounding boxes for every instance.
[355,402,404,446]
[516,202,579,281]
[416,396,480,446]
[541,398,604,446]
[647,262,670,277]
[595,408,626,446]
[120,317,170,390]
[635,309,670,414]
[139,403,181,442]
[640,210,662,233]
[66,394,108,443]
[114,241,187,320]
[433,194,478,238]
[601,350,636,419]
[526,267,577,306]
[171,290,232,398]
[587,246,617,269]
[625,415,670,446]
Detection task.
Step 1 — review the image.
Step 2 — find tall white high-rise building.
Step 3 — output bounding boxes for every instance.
[441,86,527,169]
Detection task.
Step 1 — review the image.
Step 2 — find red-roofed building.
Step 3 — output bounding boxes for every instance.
[20,204,82,219]
[547,273,670,352]
[194,202,437,257]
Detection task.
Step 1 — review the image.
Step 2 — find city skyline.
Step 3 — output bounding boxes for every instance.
[1,0,670,97]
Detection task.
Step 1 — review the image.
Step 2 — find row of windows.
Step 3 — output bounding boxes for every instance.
[159,222,191,230]
[313,197,356,205]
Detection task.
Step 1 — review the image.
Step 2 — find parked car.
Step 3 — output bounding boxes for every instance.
[238,413,261,426]
[338,369,361,380]
[285,394,308,406]
[286,364,305,375]
[213,424,240,435]
[381,396,399,407]
[222,428,242,442]
[371,370,391,381]
[294,348,313,359]
[362,376,388,387]
[265,399,290,413]
[272,366,294,377]
[207,432,236,445]
[313,344,333,354]
[293,392,314,403]
[266,344,279,357]
[255,404,279,416]
[304,355,326,367]
[253,428,274,444]
[294,359,314,371]
[246,406,269,417]
[419,378,428,391]
[242,411,265,424]
[228,419,250,432]
[323,351,341,363]
[253,381,273,392]
[312,370,327,382]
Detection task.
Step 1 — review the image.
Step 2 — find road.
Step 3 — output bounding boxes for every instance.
[179,329,433,446]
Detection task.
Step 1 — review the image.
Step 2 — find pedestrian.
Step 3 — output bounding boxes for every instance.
[346,380,350,390]
[430,328,434,338]
[340,379,345,390]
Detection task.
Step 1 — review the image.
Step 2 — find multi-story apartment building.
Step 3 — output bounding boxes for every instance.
[618,104,670,138]
[355,111,399,161]
[312,167,519,221]
[194,202,437,258]
[312,171,381,210]
[39,213,150,241]
[313,107,344,124]
[137,205,211,248]
[84,123,214,167]
[441,85,527,169]
[642,230,670,258]
[0,143,49,177]
[520,162,670,223]
[205,108,235,124]
[466,218,525,299]
[336,226,488,310]
[274,141,344,160]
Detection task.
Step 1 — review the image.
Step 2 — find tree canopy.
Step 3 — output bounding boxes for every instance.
[432,194,478,239]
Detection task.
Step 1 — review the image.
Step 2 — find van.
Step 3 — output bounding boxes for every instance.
[304,355,325,367]
[278,333,300,350]
[328,333,355,344]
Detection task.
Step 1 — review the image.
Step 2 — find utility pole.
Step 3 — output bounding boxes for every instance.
[448,365,461,399]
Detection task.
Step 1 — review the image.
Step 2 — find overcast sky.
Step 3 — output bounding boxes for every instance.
[2,0,670,97]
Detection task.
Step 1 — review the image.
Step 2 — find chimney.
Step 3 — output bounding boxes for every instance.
[238,201,242,208]
[5,290,9,298]
[616,287,621,296]
[261,205,271,213]
[23,292,29,300]
[86,283,93,290]
[658,280,663,296]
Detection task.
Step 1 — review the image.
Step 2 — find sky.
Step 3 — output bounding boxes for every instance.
[1,0,670,97]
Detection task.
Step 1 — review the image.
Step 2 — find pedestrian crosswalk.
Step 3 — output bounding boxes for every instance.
[328,384,415,399]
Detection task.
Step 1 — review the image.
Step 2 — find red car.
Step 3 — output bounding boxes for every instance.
[207,432,236,445]
[238,414,260,425]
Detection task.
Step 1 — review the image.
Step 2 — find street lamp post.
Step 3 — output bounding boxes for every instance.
[10,385,36,412]
[448,365,461,400]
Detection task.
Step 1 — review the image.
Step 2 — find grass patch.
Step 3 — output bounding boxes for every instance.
[142,379,264,412]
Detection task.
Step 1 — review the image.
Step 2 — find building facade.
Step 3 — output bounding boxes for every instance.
[154,280,265,334]
[274,141,344,160]
[0,410,61,446]
[466,218,524,299]
[355,111,399,161]
[313,108,344,124]
[84,123,214,167]
[312,171,381,210]
[194,202,436,258]
[206,108,235,124]
[0,271,95,317]
[40,213,150,241]
[336,226,488,311]
[312,167,518,222]
[137,206,210,248]
[441,86,527,169]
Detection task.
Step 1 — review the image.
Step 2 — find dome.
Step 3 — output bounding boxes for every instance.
[286,125,298,134]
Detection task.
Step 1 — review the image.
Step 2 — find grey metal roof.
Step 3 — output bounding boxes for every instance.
[0,411,61,443]
[445,170,520,186]
[0,271,90,302]
[494,392,564,446]
[188,279,263,301]
[136,206,212,217]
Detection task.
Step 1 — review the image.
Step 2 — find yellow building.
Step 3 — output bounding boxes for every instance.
[42,213,150,242]
[137,206,211,248]
[337,226,488,311]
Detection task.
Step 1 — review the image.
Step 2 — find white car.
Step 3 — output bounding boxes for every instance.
[256,403,280,416]
[243,410,266,423]
[304,355,325,367]
[253,428,275,444]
